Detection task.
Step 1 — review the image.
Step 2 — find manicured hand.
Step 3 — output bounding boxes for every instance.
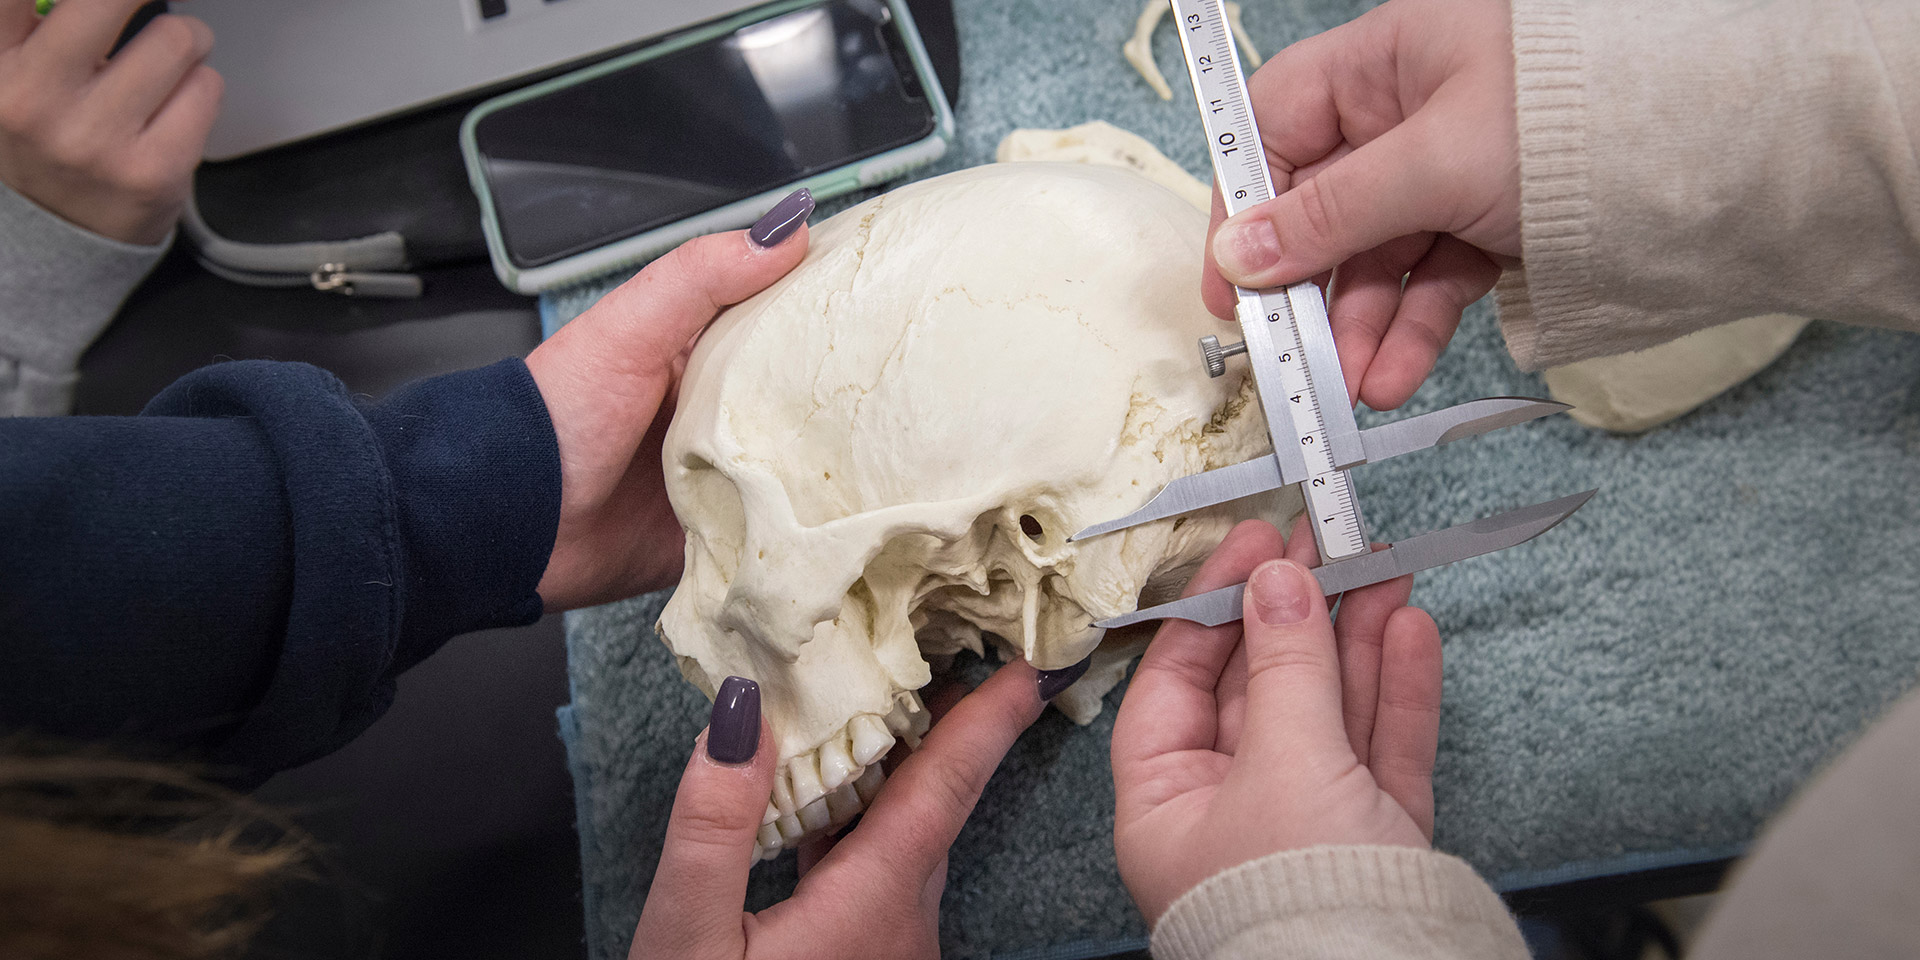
[0,0,223,244]
[524,191,814,610]
[629,660,1045,960]
[1111,518,1444,926]
[1202,0,1519,410]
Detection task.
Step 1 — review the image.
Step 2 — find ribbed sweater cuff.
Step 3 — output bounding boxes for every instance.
[1150,846,1524,960]
[1497,0,1596,371]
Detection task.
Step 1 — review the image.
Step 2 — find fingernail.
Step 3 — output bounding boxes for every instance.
[1036,655,1092,701]
[1213,217,1281,279]
[1249,560,1313,625]
[748,188,814,249]
[707,676,760,764]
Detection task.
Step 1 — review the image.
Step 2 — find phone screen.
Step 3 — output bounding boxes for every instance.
[472,0,936,270]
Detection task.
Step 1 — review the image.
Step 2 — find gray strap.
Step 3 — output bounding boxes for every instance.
[182,191,423,298]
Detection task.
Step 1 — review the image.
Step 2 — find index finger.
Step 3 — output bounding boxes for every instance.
[830,660,1043,887]
[638,716,777,958]
[31,0,168,78]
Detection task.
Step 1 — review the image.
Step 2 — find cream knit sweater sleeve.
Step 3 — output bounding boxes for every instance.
[1496,0,1920,370]
[1149,846,1530,960]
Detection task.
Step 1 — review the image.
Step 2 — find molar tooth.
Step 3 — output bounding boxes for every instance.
[763,801,781,826]
[797,796,831,834]
[851,714,894,766]
[771,767,795,815]
[789,753,826,808]
[776,813,803,842]
[852,763,885,804]
[824,783,862,828]
[757,822,782,852]
[817,736,856,792]
[752,842,765,861]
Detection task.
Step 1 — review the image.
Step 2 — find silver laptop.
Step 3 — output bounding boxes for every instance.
[192,0,762,160]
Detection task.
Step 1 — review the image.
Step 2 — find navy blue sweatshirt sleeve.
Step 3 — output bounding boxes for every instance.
[0,358,561,781]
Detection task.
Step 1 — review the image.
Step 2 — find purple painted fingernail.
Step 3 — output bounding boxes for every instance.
[1036,656,1093,701]
[707,676,760,764]
[748,188,813,249]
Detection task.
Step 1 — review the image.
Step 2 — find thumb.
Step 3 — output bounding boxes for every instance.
[1237,560,1353,765]
[523,191,812,500]
[567,188,814,384]
[1209,116,1449,290]
[632,677,775,959]
[595,200,814,376]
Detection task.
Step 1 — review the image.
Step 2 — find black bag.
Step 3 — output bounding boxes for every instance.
[85,0,958,413]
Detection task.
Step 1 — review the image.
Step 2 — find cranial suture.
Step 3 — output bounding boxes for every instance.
[656,163,1296,858]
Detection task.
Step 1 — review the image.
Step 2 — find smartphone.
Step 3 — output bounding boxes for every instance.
[460,0,952,294]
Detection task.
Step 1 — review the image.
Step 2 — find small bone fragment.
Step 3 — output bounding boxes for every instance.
[1540,314,1809,432]
[1122,0,1173,100]
[797,796,832,834]
[1123,0,1261,102]
[997,121,1210,212]
[1224,3,1261,69]
[789,753,827,809]
[850,714,894,766]
[824,783,863,828]
[817,735,857,792]
[852,763,886,804]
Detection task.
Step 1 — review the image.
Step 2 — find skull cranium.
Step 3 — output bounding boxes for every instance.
[657,162,1294,857]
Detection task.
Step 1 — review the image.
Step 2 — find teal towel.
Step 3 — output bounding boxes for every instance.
[547,2,1920,957]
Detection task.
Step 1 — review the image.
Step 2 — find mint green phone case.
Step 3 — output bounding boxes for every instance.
[461,0,953,294]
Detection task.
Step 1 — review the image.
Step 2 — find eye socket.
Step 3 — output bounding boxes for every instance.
[1019,514,1044,541]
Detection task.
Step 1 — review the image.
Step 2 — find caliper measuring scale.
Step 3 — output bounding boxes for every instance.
[1072,0,1596,629]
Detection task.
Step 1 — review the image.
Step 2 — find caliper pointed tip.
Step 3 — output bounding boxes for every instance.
[1556,487,1599,511]
[1519,488,1599,541]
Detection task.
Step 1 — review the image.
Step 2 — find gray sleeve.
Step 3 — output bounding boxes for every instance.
[0,181,171,416]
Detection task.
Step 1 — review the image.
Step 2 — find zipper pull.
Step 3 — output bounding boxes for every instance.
[310,262,425,298]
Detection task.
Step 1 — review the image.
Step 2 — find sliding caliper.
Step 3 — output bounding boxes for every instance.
[1077,0,1595,629]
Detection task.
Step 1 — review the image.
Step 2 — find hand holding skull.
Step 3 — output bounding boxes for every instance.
[525,220,811,611]
[630,660,1045,960]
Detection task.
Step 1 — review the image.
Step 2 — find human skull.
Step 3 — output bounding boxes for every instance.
[657,162,1295,857]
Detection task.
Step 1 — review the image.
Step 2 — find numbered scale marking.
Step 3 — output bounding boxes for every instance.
[1171,0,1367,563]
[1067,0,1592,629]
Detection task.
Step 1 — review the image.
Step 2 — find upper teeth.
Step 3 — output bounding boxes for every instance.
[750,692,929,860]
